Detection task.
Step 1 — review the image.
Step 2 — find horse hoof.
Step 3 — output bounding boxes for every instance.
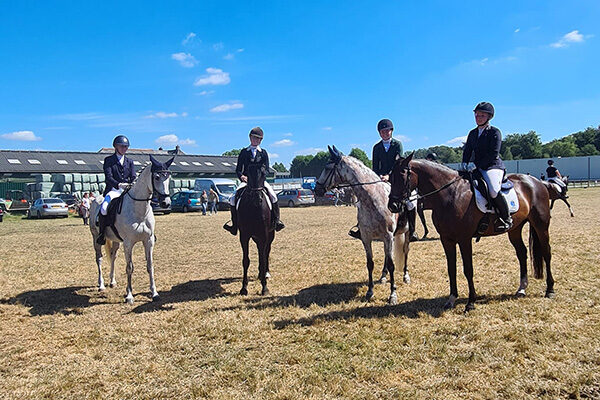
[464,303,475,313]
[125,297,134,305]
[365,291,374,301]
[265,272,271,279]
[388,295,398,305]
[152,294,160,302]
[261,288,270,296]
[443,301,455,310]
[403,275,411,284]
[545,291,556,299]
[377,277,387,285]
[98,285,106,292]
[240,288,248,296]
[515,290,526,298]
[109,283,116,288]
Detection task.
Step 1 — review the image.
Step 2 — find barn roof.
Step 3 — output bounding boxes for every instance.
[0,150,247,176]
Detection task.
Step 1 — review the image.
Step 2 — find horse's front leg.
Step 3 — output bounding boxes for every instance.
[508,223,528,297]
[441,237,458,309]
[143,235,160,301]
[240,234,250,296]
[109,240,119,288]
[94,241,105,291]
[459,239,476,313]
[123,242,135,304]
[362,240,375,301]
[257,238,269,296]
[383,235,397,305]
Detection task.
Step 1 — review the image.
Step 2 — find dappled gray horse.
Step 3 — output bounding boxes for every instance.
[89,155,173,304]
[314,146,410,305]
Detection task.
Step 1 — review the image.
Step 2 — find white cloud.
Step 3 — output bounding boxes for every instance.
[283,132,293,137]
[223,53,235,60]
[210,103,244,113]
[196,90,214,96]
[145,111,188,119]
[446,135,468,146]
[53,112,104,121]
[295,147,324,155]
[155,134,196,147]
[272,139,295,147]
[551,30,590,48]
[212,42,224,51]
[322,127,333,131]
[194,68,231,86]
[270,153,280,159]
[395,135,411,142]
[171,52,197,68]
[1,130,42,141]
[182,32,197,45]
[237,48,244,53]
[514,28,520,33]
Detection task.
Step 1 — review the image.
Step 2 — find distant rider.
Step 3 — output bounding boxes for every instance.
[546,159,567,196]
[223,127,285,235]
[96,135,136,245]
[461,102,512,231]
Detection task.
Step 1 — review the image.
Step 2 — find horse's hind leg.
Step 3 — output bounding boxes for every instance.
[108,240,119,288]
[535,226,554,298]
[143,236,160,301]
[562,198,575,217]
[361,240,375,301]
[383,235,397,305]
[458,239,476,313]
[240,235,250,296]
[94,241,105,291]
[508,222,528,297]
[441,237,459,309]
[257,238,270,296]
[123,242,135,304]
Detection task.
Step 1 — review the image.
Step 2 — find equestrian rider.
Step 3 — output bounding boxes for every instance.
[96,135,136,245]
[546,159,567,196]
[223,127,285,235]
[461,102,512,231]
[426,152,438,162]
[349,118,407,240]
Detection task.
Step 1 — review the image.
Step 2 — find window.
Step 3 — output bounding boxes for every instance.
[192,162,202,166]
[204,162,214,166]
[74,160,86,165]
[28,159,41,164]
[133,161,142,165]
[222,162,231,166]
[7,159,21,164]
[179,161,189,166]
[57,160,68,165]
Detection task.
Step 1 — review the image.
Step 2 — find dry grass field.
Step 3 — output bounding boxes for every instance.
[1,188,599,399]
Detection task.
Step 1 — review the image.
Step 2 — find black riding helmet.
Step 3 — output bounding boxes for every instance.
[113,135,130,147]
[426,152,437,160]
[249,127,264,139]
[548,159,554,165]
[377,118,394,132]
[473,102,495,119]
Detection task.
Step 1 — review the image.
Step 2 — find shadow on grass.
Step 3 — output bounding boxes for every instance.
[0,286,97,316]
[130,277,239,314]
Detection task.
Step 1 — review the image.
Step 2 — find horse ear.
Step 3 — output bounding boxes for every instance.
[403,152,414,165]
[332,145,343,158]
[328,145,336,158]
[165,157,175,169]
[149,154,160,166]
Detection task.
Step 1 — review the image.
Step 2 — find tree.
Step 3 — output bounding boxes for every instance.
[289,155,313,177]
[272,162,288,172]
[349,148,372,168]
[222,148,243,156]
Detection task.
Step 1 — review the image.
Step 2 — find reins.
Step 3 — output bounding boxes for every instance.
[407,176,461,201]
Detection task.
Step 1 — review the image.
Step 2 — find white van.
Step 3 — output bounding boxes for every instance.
[194,178,237,210]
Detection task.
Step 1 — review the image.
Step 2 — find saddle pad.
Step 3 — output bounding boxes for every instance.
[406,190,418,211]
[474,187,519,214]
[236,189,272,211]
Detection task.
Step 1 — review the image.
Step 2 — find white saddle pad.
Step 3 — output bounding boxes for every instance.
[474,187,519,214]
[236,190,272,211]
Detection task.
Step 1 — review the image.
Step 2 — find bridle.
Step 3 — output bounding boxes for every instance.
[389,164,460,206]
[126,170,172,202]
[316,158,384,192]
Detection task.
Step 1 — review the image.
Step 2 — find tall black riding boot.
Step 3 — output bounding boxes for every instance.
[408,208,419,242]
[493,195,513,231]
[223,206,238,235]
[272,202,285,231]
[96,213,107,245]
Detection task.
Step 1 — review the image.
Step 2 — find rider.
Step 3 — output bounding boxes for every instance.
[461,102,512,231]
[426,152,438,162]
[349,118,406,239]
[96,135,136,245]
[223,127,285,235]
[546,159,567,196]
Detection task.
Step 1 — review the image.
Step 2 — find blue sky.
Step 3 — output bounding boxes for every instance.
[1,1,598,166]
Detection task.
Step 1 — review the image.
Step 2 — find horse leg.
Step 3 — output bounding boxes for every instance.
[257,238,269,296]
[123,242,135,304]
[361,240,375,301]
[403,230,411,284]
[94,241,105,291]
[264,232,274,280]
[143,236,160,301]
[508,223,528,297]
[535,226,555,298]
[240,235,250,296]
[458,240,476,312]
[561,197,575,217]
[418,205,429,238]
[550,199,555,210]
[383,235,397,305]
[108,240,119,288]
[441,237,459,309]
[377,265,388,284]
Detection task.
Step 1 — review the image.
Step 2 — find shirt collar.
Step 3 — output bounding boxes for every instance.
[248,145,262,152]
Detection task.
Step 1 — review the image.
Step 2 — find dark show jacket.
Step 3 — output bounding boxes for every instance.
[462,125,505,170]
[372,138,403,176]
[103,153,136,195]
[235,147,270,180]
[546,166,558,178]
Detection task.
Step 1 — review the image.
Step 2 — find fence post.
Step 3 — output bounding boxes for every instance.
[588,157,591,188]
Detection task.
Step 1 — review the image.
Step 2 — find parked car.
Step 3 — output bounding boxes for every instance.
[170,190,203,212]
[28,198,69,218]
[194,178,237,210]
[277,189,315,207]
[0,207,4,222]
[53,193,78,206]
[151,195,171,215]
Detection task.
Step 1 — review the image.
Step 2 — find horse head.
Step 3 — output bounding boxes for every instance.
[314,145,344,196]
[388,152,414,214]
[149,155,174,209]
[247,164,267,190]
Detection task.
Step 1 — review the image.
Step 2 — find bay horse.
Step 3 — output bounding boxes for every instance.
[544,177,574,217]
[236,164,274,296]
[90,155,173,304]
[314,146,410,305]
[388,154,555,312]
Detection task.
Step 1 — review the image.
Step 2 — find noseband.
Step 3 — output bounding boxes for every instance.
[127,170,172,202]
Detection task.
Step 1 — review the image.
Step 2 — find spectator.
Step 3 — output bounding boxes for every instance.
[208,188,218,215]
[201,190,208,215]
[81,193,90,225]
[333,188,341,207]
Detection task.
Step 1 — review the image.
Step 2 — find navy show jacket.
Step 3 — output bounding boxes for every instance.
[103,153,136,195]
[461,125,505,170]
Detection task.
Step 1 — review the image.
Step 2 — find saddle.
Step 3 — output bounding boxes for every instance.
[98,193,126,241]
[235,186,272,211]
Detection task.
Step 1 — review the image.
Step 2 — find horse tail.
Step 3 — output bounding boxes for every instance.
[529,226,545,279]
[393,220,409,272]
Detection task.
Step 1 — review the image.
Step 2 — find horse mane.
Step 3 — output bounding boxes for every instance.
[342,156,380,180]
[412,159,458,176]
[132,163,151,185]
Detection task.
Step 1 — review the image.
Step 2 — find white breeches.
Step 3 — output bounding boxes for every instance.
[100,188,124,215]
[406,190,417,211]
[479,168,504,198]
[230,181,278,206]
[548,177,566,188]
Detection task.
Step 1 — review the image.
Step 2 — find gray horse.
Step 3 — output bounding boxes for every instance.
[89,155,173,304]
[315,146,410,305]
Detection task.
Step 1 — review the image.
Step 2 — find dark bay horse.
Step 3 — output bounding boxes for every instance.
[388,154,555,312]
[236,165,274,296]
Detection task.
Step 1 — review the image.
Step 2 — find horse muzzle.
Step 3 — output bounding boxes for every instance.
[388,198,403,214]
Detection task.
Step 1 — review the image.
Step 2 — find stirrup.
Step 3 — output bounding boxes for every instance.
[348,226,361,239]
[275,220,285,232]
